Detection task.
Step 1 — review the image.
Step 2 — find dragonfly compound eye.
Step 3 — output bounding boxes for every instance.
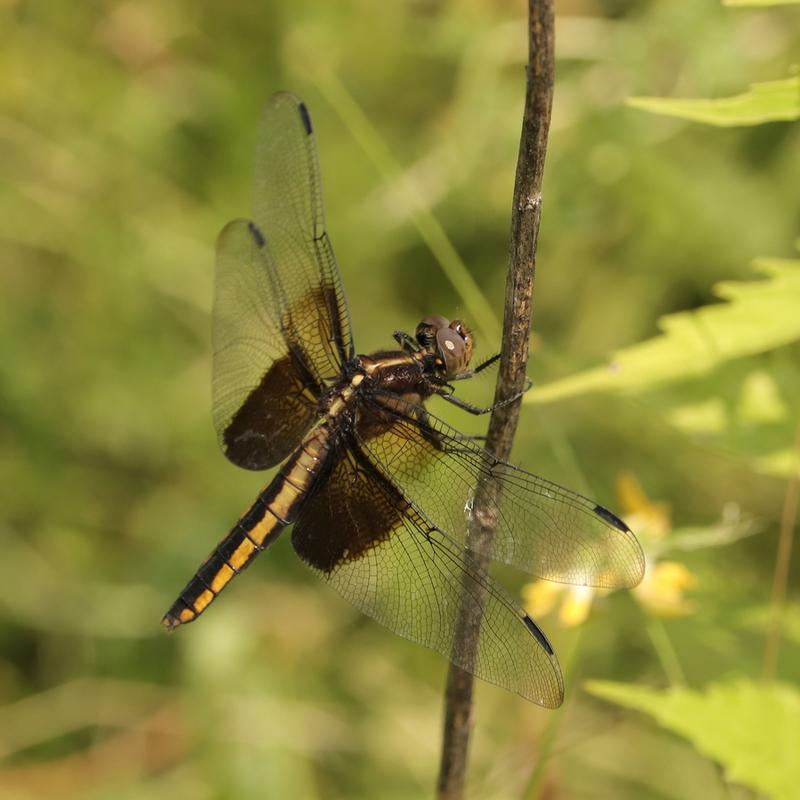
[448,319,474,369]
[436,327,469,377]
[416,315,450,349]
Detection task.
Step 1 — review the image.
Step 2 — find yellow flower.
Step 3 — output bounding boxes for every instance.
[615,472,671,543]
[616,472,698,617]
[521,581,601,627]
[633,560,697,617]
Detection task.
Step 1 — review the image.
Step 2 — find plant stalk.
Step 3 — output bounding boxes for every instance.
[436,2,555,797]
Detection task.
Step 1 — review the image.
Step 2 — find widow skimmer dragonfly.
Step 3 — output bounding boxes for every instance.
[162,92,644,707]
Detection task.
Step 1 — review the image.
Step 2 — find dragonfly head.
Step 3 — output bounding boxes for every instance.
[416,315,474,378]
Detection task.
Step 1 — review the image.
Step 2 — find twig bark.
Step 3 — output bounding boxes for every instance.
[436,2,555,798]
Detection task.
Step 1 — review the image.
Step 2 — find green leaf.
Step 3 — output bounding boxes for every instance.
[724,0,800,6]
[584,679,800,800]
[529,258,800,403]
[661,363,800,477]
[628,77,800,126]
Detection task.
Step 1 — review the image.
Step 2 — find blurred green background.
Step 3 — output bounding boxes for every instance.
[1,0,799,798]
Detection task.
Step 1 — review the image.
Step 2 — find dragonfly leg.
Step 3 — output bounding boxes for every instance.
[433,384,530,415]
[450,352,502,381]
[393,330,420,353]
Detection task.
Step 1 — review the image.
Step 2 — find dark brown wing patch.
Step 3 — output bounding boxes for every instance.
[291,434,564,706]
[292,444,400,573]
[222,351,318,470]
[280,284,351,385]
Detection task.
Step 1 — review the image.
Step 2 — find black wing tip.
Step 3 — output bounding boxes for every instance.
[522,613,555,656]
[591,505,647,588]
[247,221,266,248]
[593,504,631,534]
[298,102,313,135]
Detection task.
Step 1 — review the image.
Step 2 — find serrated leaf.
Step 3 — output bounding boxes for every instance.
[628,77,800,126]
[584,679,800,800]
[634,359,799,477]
[724,0,800,6]
[529,258,800,403]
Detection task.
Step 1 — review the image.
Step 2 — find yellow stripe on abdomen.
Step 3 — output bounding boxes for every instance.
[162,424,334,631]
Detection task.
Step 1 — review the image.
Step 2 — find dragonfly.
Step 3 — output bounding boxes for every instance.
[162,92,644,707]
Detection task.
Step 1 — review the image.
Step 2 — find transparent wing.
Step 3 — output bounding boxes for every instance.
[355,393,645,589]
[292,442,564,707]
[212,94,354,470]
[212,220,321,469]
[251,92,353,375]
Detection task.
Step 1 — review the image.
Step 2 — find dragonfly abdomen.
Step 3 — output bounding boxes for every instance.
[161,426,333,630]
